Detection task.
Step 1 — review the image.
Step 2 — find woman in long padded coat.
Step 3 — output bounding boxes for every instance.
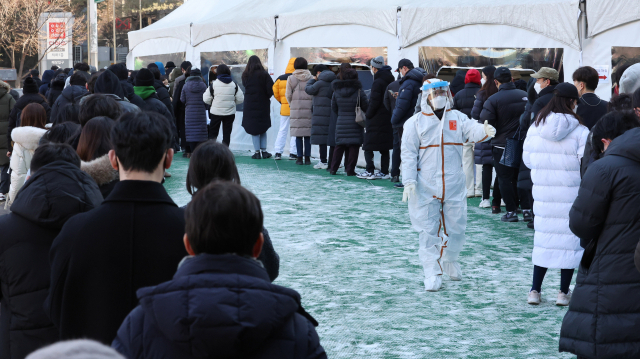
[305,65,335,168]
[560,119,640,359]
[361,64,394,179]
[522,84,588,306]
[241,56,274,160]
[285,57,314,165]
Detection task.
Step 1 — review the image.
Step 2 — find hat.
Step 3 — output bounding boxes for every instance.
[189,68,202,78]
[135,68,155,87]
[482,65,496,78]
[531,67,559,81]
[108,63,128,80]
[493,67,512,82]
[25,339,125,359]
[510,70,522,80]
[30,69,40,77]
[619,63,640,95]
[166,61,176,68]
[23,77,39,94]
[554,82,580,99]
[370,56,385,69]
[396,59,414,72]
[465,69,481,85]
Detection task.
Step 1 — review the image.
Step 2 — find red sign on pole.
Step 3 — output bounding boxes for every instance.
[48,22,66,39]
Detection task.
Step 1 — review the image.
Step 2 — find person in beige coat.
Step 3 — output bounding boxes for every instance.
[285,57,314,165]
[6,103,48,208]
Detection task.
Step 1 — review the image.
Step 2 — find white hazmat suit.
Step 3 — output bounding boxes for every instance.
[401,79,494,291]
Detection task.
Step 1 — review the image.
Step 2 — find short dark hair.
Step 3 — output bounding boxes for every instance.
[77,116,115,161]
[55,102,80,125]
[572,66,599,91]
[591,110,640,153]
[342,68,358,80]
[216,64,231,76]
[76,62,90,72]
[180,61,192,71]
[149,67,161,80]
[111,111,173,173]
[634,87,640,109]
[313,64,328,74]
[79,94,122,126]
[185,182,263,256]
[31,143,81,173]
[186,140,240,195]
[608,93,633,112]
[293,57,308,70]
[51,65,59,71]
[147,63,159,70]
[39,122,81,146]
[69,72,87,86]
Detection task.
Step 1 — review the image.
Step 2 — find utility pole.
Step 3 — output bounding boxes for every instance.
[112,0,116,63]
[139,0,142,29]
[87,0,98,68]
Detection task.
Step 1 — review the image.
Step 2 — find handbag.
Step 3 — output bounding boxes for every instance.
[499,127,524,168]
[355,89,366,128]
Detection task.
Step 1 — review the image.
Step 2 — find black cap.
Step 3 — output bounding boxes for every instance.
[493,67,512,82]
[23,77,39,94]
[554,82,580,100]
[396,59,414,72]
[135,68,155,87]
[166,61,176,68]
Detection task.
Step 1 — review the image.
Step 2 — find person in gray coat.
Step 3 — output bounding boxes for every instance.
[329,68,368,176]
[285,57,314,165]
[306,64,335,168]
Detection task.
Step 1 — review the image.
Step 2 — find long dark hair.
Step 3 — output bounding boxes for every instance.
[535,95,581,126]
[242,56,265,83]
[479,66,498,98]
[186,140,241,195]
[339,63,352,80]
[76,116,114,161]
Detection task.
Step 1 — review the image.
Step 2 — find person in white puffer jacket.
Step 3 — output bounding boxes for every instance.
[203,64,244,147]
[522,83,589,306]
[6,103,48,208]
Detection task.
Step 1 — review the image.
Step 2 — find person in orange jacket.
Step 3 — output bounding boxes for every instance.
[272,58,297,160]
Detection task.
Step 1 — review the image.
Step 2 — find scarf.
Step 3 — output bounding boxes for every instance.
[134,86,155,100]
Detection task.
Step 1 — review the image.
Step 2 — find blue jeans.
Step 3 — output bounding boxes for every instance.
[296,137,311,157]
[252,133,267,151]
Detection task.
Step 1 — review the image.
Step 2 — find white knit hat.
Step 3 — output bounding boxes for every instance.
[619,63,640,95]
[26,340,125,359]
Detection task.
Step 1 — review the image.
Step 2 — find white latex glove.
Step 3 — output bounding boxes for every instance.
[402,183,416,202]
[484,120,496,138]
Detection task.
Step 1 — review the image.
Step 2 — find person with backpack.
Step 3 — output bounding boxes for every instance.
[202,64,244,147]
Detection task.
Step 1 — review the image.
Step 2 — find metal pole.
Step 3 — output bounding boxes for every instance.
[112,0,116,63]
[139,0,142,29]
[87,0,91,64]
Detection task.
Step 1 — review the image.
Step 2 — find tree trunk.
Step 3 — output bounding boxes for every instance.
[17,51,26,88]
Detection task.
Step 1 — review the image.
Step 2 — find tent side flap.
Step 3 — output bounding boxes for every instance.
[586,0,640,37]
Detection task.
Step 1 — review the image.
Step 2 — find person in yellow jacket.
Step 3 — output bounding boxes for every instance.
[272,58,297,160]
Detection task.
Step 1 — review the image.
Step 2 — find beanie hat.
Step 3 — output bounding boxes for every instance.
[166,61,175,68]
[108,63,128,80]
[370,56,384,69]
[465,69,481,85]
[619,63,640,95]
[23,77,39,94]
[25,339,125,359]
[136,68,155,87]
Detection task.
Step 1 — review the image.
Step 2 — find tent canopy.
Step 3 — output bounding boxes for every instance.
[587,0,640,37]
[400,0,580,50]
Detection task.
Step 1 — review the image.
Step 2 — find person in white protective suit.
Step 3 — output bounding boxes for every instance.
[401,78,496,291]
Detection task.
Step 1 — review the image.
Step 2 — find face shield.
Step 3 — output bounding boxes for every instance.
[422,79,453,110]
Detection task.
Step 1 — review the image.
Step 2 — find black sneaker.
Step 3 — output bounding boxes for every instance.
[295,157,303,165]
[305,156,311,165]
[516,208,523,214]
[501,211,519,222]
[274,153,282,160]
[390,176,400,183]
[522,210,533,223]
[492,206,501,214]
[329,170,337,175]
[261,151,272,159]
[251,152,262,159]
[527,219,534,229]
[289,154,298,160]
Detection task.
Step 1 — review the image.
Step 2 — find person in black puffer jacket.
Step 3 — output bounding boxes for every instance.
[50,73,89,125]
[449,69,467,96]
[306,64,336,167]
[330,69,368,176]
[148,67,175,119]
[38,70,55,96]
[559,126,640,359]
[108,63,147,109]
[454,69,482,197]
[92,70,140,114]
[516,78,539,227]
[362,59,394,178]
[112,182,324,359]
[7,78,50,151]
[241,56,274,159]
[180,68,208,152]
[0,144,103,359]
[471,65,501,210]
[480,67,528,221]
[46,73,66,106]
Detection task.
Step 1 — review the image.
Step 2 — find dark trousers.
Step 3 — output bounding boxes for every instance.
[188,142,203,153]
[177,114,186,151]
[391,128,403,177]
[296,137,311,157]
[0,164,9,194]
[209,114,235,146]
[364,150,390,174]
[327,146,335,169]
[319,145,328,163]
[531,265,575,294]
[482,164,502,205]
[331,145,359,175]
[492,147,521,212]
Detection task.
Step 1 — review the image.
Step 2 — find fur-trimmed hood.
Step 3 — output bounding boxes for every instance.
[11,126,47,150]
[81,154,119,186]
[0,80,11,91]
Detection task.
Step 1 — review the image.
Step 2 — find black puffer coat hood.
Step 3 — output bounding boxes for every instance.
[11,161,103,229]
[560,127,640,359]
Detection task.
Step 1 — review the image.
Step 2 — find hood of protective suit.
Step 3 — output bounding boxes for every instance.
[420,78,451,114]
[292,69,312,81]
[285,58,295,74]
[537,112,580,142]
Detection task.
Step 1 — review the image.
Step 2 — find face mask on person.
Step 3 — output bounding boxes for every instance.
[431,96,448,110]
[534,82,542,94]
[371,68,375,76]
[481,78,486,86]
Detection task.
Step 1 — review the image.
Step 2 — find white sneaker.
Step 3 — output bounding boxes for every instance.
[556,290,572,306]
[424,275,443,292]
[356,171,374,179]
[475,191,483,198]
[313,162,328,169]
[527,290,541,305]
[500,199,506,207]
[479,199,491,208]
[0,193,5,202]
[368,172,391,180]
